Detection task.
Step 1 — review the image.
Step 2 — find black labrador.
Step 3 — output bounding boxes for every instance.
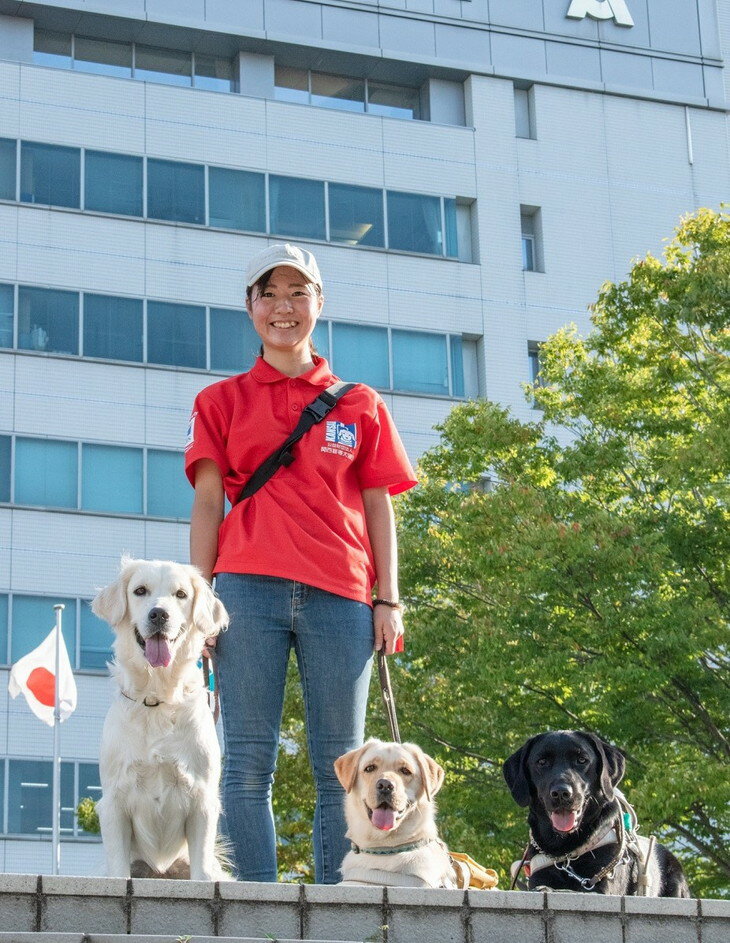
[503,730,689,897]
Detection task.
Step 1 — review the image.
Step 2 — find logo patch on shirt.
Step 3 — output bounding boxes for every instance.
[185,413,196,451]
[326,421,357,449]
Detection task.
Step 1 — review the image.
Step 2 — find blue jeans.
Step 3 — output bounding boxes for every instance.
[214,573,374,884]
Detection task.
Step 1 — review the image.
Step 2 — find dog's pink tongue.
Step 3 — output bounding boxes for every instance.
[144,634,171,668]
[551,810,577,832]
[371,808,396,831]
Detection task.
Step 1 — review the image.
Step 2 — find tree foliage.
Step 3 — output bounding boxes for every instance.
[391,209,730,897]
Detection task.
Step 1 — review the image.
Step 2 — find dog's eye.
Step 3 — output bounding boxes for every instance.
[175,589,188,599]
[399,767,412,777]
[133,586,147,596]
[536,757,548,767]
[577,754,589,765]
[364,764,377,773]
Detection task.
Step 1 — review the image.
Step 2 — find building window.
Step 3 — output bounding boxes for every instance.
[8,434,196,521]
[0,595,7,665]
[32,29,72,69]
[83,294,143,362]
[0,138,16,201]
[134,45,192,87]
[450,335,466,398]
[18,286,79,355]
[8,138,468,260]
[11,595,76,663]
[269,175,326,241]
[332,323,390,389]
[32,30,234,93]
[194,55,234,92]
[328,183,385,248]
[147,158,205,225]
[77,763,103,830]
[392,330,449,396]
[14,438,77,509]
[521,206,543,272]
[20,142,80,208]
[147,450,192,519]
[0,283,13,349]
[74,35,132,78]
[514,84,536,139]
[274,67,421,120]
[311,72,365,113]
[312,320,330,362]
[210,307,260,373]
[79,603,113,670]
[6,759,101,837]
[0,435,9,503]
[147,301,206,369]
[81,444,143,514]
[208,167,265,232]
[528,341,547,403]
[367,81,421,120]
[387,191,446,256]
[273,66,309,103]
[6,593,111,670]
[85,151,143,216]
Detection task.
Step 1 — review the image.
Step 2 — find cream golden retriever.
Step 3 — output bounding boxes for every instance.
[92,556,229,881]
[335,738,461,888]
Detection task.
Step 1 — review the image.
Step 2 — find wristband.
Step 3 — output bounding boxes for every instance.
[373,598,404,612]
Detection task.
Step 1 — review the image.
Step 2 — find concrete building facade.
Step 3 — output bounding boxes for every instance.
[0,0,727,874]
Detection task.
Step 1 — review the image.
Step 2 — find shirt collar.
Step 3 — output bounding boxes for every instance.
[249,355,335,387]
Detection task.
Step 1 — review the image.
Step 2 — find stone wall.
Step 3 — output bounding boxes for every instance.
[0,874,728,943]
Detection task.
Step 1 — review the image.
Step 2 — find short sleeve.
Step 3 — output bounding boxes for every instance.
[355,395,417,496]
[184,389,230,487]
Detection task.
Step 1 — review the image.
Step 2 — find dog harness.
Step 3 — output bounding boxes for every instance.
[512,793,656,894]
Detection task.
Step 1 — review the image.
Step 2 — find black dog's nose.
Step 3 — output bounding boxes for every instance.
[376,778,394,794]
[550,782,574,803]
[148,607,169,626]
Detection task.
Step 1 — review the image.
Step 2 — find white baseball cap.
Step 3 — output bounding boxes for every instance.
[245,243,322,290]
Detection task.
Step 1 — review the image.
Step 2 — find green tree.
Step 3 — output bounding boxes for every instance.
[393,209,730,897]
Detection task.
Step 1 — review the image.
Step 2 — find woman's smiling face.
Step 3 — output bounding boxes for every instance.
[247,265,323,357]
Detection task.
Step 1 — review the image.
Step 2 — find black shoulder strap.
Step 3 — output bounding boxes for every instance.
[235,381,356,503]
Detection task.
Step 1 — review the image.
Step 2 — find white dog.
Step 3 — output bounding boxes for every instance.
[92,556,229,881]
[335,738,460,888]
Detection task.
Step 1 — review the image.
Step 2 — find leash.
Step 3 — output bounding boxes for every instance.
[202,653,220,724]
[377,649,401,743]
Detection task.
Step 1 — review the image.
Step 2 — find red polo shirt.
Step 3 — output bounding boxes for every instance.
[185,357,417,605]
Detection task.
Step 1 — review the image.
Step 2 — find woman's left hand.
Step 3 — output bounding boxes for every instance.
[373,605,404,655]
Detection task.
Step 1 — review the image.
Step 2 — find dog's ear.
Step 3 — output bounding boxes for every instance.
[334,742,372,793]
[581,732,625,799]
[406,743,445,801]
[503,735,541,807]
[92,556,137,626]
[191,570,229,638]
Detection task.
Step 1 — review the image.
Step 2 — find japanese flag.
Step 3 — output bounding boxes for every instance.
[8,626,78,726]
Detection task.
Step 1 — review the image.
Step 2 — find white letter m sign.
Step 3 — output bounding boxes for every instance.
[567,1,634,28]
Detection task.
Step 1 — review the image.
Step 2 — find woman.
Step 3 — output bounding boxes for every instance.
[185,243,416,883]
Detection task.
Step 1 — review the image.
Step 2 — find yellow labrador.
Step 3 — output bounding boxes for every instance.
[335,738,459,887]
[92,556,228,881]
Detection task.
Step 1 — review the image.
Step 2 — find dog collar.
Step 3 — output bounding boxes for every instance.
[350,837,437,856]
[120,689,163,707]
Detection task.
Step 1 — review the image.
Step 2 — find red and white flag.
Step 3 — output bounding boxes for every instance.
[8,625,78,726]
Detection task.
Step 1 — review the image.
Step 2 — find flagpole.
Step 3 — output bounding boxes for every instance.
[52,603,64,877]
